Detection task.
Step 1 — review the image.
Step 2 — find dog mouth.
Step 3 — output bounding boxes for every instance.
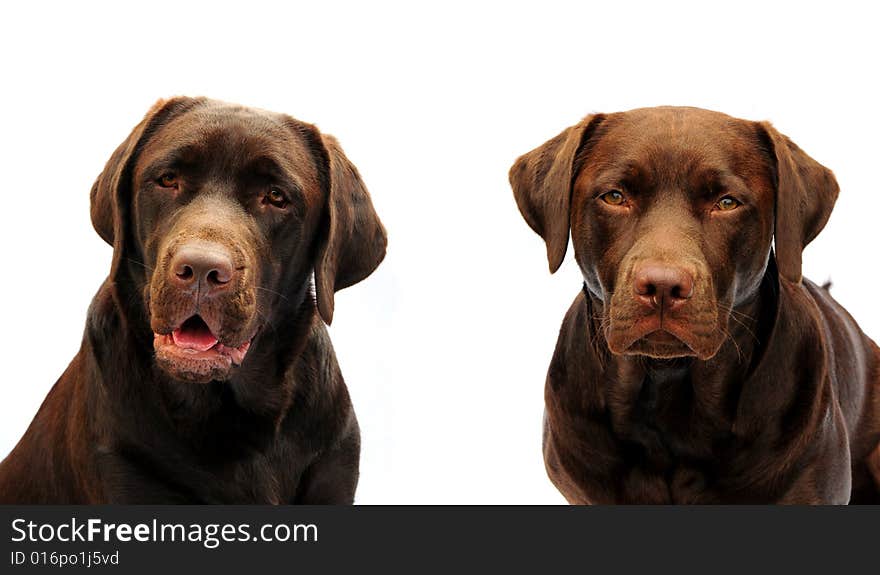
[627,328,699,358]
[170,315,251,365]
[153,315,254,383]
[606,315,719,360]
[642,330,684,345]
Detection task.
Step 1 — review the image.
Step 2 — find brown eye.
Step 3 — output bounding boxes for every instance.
[714,196,741,211]
[157,173,178,189]
[600,190,626,206]
[264,188,288,208]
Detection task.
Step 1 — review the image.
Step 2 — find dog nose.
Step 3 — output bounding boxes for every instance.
[633,263,694,311]
[169,242,235,296]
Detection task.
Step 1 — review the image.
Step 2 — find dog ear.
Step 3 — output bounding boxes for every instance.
[509,114,605,273]
[90,96,204,275]
[89,104,158,248]
[313,134,387,325]
[756,122,839,284]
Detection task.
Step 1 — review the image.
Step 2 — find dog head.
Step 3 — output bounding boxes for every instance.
[90,97,386,383]
[511,106,838,360]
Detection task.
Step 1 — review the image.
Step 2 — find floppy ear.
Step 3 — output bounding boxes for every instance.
[89,107,157,248]
[509,114,605,273]
[314,134,387,325]
[90,96,205,275]
[756,121,839,283]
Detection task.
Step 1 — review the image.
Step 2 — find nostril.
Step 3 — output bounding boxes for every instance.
[671,277,694,300]
[176,265,194,282]
[635,277,657,297]
[206,268,231,285]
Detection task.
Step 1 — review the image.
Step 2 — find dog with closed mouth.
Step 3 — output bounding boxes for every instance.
[511,106,880,503]
[0,97,386,503]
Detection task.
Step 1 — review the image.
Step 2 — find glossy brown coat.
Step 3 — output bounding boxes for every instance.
[0,97,386,503]
[512,107,880,503]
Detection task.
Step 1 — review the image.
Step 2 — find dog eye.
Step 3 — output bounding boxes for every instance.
[157,173,178,189]
[714,196,741,211]
[599,190,626,206]
[264,188,288,209]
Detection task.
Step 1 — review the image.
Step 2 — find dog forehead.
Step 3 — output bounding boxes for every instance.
[138,103,320,182]
[581,107,768,187]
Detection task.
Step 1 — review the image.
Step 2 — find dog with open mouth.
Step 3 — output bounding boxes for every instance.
[0,97,386,503]
[511,106,880,503]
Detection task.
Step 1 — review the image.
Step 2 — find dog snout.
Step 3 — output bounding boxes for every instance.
[169,241,236,297]
[633,262,694,312]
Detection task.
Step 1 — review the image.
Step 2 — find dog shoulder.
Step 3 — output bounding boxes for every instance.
[285,315,356,436]
[800,278,876,403]
[800,278,873,356]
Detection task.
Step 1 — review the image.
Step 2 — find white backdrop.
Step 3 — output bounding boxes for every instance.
[1,1,877,504]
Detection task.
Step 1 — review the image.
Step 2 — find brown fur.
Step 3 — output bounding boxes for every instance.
[512,106,880,503]
[0,97,386,503]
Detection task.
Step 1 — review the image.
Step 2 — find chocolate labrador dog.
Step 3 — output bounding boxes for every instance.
[0,97,386,503]
[511,106,880,503]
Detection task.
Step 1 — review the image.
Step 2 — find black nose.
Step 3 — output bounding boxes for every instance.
[633,262,694,311]
[169,242,235,296]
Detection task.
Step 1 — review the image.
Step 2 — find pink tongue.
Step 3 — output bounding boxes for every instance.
[172,320,218,352]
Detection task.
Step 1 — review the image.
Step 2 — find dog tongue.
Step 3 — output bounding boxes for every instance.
[172,317,218,352]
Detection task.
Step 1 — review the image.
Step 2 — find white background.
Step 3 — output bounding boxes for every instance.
[1,1,877,504]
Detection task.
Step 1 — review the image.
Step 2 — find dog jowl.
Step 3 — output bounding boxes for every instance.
[511,106,880,504]
[0,97,386,503]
